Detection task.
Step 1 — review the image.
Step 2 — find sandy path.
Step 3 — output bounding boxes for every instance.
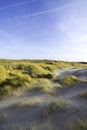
[56,68,87,80]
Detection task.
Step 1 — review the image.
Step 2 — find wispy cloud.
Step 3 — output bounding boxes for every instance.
[58,6,87,44]
[0,0,37,10]
[12,0,87,20]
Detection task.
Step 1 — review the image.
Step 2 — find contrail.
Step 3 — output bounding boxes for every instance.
[0,0,37,10]
[13,1,87,20]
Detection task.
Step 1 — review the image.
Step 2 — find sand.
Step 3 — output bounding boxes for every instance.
[0,68,87,130]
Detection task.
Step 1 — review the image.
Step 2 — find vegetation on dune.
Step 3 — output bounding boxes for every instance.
[30,119,54,130]
[0,65,8,84]
[0,60,87,129]
[44,100,58,118]
[17,63,48,78]
[79,90,87,98]
[0,69,32,99]
[15,99,40,108]
[59,75,78,86]
[68,119,87,130]
[0,60,87,99]
[44,98,71,118]
[0,112,9,120]
[3,119,55,130]
[32,78,54,94]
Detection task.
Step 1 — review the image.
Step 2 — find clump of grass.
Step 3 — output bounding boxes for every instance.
[8,70,32,87]
[68,119,87,130]
[36,73,55,79]
[0,71,32,99]
[0,65,8,84]
[53,82,62,88]
[30,119,54,130]
[15,99,40,108]
[60,75,78,86]
[0,112,9,120]
[44,98,71,118]
[57,98,71,110]
[44,100,58,118]
[4,119,55,130]
[79,90,87,98]
[32,79,53,94]
[21,63,48,78]
[0,85,12,99]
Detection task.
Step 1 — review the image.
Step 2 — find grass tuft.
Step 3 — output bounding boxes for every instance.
[59,75,78,86]
[15,99,40,108]
[0,112,9,120]
[68,119,87,130]
[79,90,87,98]
[44,98,71,118]
[32,79,54,94]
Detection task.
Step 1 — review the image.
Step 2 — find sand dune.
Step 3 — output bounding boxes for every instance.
[56,68,87,80]
[0,68,87,130]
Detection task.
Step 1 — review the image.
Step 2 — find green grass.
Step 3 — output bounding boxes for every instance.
[0,71,32,99]
[32,78,53,94]
[0,59,87,99]
[59,75,78,86]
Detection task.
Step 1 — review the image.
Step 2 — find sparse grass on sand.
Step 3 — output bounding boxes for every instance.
[3,119,56,130]
[32,78,54,95]
[53,82,62,88]
[79,90,87,98]
[30,119,55,130]
[0,112,9,120]
[68,119,87,130]
[44,98,71,118]
[15,99,40,108]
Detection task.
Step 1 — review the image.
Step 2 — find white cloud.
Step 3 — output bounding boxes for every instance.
[9,0,87,20]
[0,0,37,10]
[57,5,87,44]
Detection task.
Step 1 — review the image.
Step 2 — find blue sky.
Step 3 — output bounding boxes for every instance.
[0,0,87,61]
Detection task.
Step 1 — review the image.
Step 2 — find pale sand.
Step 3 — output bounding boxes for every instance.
[0,68,87,130]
